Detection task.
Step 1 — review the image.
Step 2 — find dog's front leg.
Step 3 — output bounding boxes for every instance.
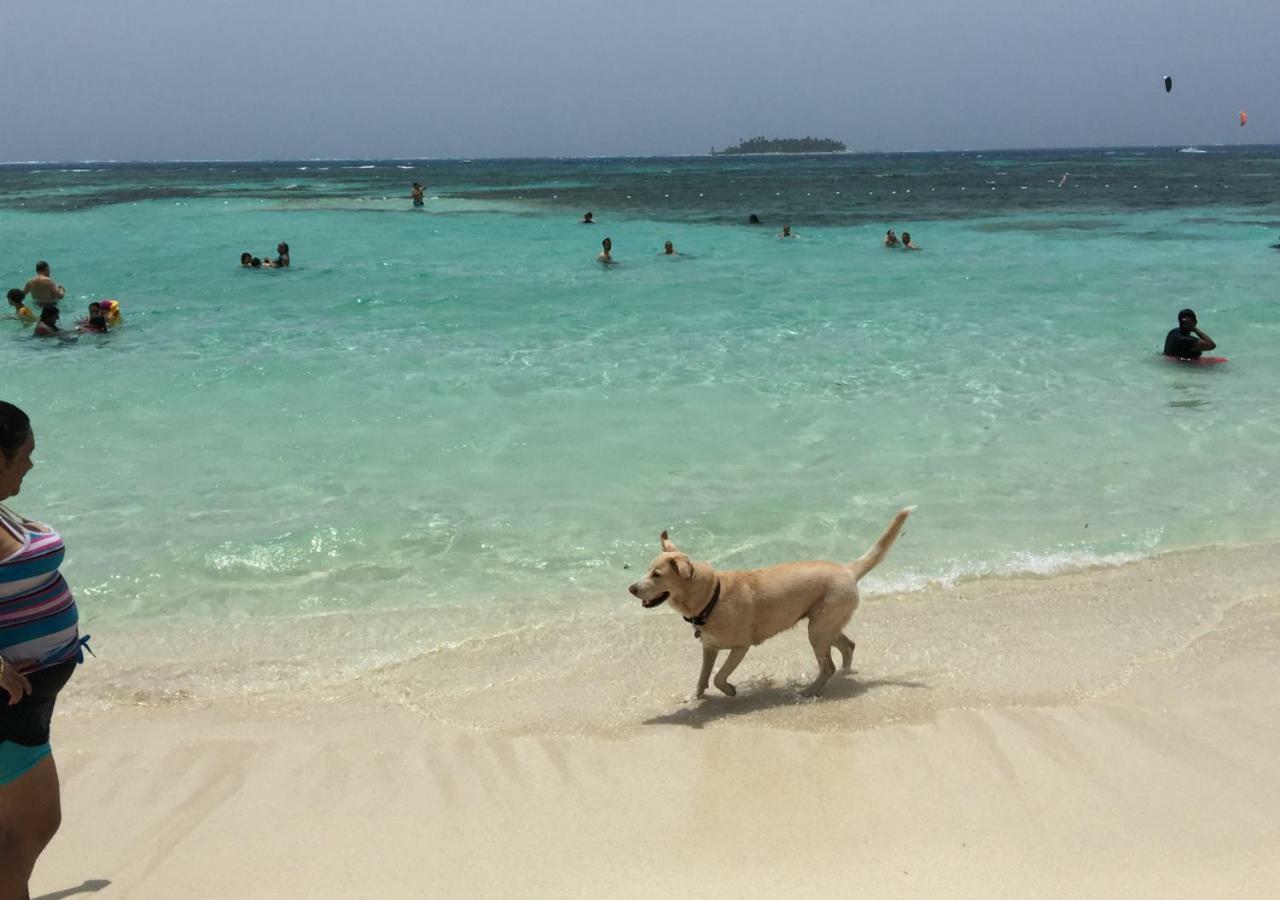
[696,646,718,699]
[714,647,749,697]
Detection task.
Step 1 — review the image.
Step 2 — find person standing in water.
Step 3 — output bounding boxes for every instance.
[780,224,794,238]
[663,241,677,255]
[21,262,64,309]
[1163,308,1216,360]
[0,402,89,900]
[598,237,613,265]
[581,212,595,224]
[411,183,425,208]
[901,232,921,251]
[6,290,34,322]
[884,229,899,247]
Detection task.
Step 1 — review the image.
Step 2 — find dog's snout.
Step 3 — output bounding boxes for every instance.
[628,584,640,596]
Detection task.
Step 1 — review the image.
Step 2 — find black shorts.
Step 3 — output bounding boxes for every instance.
[0,660,77,747]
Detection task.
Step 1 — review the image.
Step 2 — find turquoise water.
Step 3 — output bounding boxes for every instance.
[3,150,1279,641]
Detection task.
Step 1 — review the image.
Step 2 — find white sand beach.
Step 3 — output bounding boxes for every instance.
[33,542,1280,898]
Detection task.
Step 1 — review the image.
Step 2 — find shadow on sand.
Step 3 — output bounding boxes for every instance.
[35,880,111,900]
[642,675,927,729]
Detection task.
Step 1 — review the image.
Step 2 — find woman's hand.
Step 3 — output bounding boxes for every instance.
[0,656,31,705]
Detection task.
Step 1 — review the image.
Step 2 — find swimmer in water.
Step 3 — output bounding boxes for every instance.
[240,252,253,267]
[748,214,761,225]
[76,302,109,333]
[261,242,290,268]
[33,304,73,340]
[582,211,595,224]
[22,261,65,309]
[6,289,34,322]
[251,257,263,269]
[780,224,793,238]
[412,183,425,207]
[1163,308,1216,360]
[901,232,921,250]
[884,229,899,247]
[663,241,677,255]
[598,237,614,265]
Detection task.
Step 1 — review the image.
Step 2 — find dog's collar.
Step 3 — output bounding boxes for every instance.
[683,579,721,629]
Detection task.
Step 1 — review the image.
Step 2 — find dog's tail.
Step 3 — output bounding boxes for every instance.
[849,506,915,579]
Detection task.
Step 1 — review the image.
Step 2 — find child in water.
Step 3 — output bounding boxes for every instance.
[77,302,110,333]
[33,304,74,340]
[6,289,34,322]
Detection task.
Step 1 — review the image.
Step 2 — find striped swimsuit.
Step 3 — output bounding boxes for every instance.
[0,505,80,674]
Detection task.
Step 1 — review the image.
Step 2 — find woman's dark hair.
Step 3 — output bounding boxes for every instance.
[240,252,252,264]
[251,257,263,268]
[277,242,289,254]
[40,305,59,324]
[6,289,24,305]
[0,402,31,462]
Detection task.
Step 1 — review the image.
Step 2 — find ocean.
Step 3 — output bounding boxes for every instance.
[3,147,1279,708]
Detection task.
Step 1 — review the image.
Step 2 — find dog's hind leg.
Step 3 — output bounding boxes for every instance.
[714,647,748,697]
[835,633,856,670]
[802,615,842,697]
[696,646,718,699]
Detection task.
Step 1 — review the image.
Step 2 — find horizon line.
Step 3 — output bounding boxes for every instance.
[0,142,1275,167]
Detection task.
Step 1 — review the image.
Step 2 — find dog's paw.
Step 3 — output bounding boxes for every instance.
[716,682,737,697]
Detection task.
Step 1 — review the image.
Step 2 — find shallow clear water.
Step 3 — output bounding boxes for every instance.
[3,149,1278,642]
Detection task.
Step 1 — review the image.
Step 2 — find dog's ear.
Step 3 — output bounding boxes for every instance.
[660,530,680,553]
[668,554,694,580]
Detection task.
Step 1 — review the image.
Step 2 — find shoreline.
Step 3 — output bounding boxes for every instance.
[60,538,1280,730]
[36,537,1280,897]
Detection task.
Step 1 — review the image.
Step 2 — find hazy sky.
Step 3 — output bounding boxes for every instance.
[2,0,1274,161]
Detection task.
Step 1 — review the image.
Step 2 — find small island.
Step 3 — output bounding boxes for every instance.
[712,136,847,155]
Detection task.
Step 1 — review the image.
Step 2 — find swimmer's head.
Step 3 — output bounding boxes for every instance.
[664,241,674,254]
[88,302,101,313]
[241,252,252,266]
[583,212,594,222]
[748,214,761,224]
[1178,308,1197,331]
[277,242,289,255]
[35,260,49,275]
[6,289,23,308]
[782,225,791,236]
[602,237,612,251]
[251,257,263,268]
[887,229,896,237]
[902,232,911,244]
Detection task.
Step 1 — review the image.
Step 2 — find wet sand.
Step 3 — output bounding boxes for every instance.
[34,542,1280,898]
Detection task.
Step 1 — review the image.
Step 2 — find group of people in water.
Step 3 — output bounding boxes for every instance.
[238,242,291,269]
[10,196,1219,360]
[5,261,121,340]
[585,211,924,266]
[883,229,921,250]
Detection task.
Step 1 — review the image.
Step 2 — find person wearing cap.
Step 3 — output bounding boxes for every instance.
[1163,309,1216,360]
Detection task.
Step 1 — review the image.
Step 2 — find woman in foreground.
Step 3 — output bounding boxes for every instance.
[0,402,85,900]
